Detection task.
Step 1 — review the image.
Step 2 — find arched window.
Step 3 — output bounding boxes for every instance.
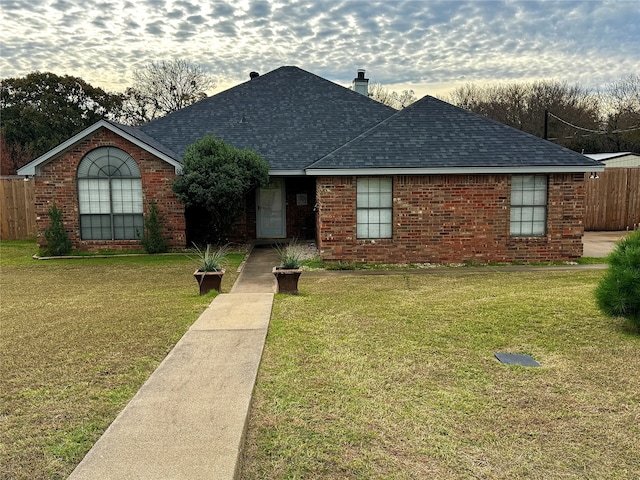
[77,147,143,240]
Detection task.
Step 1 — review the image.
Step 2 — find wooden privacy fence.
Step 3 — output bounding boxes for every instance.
[0,176,36,240]
[584,168,640,231]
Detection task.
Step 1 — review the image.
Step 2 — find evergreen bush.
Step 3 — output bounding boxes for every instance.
[595,229,640,329]
[44,204,72,256]
[140,200,169,254]
[172,135,269,244]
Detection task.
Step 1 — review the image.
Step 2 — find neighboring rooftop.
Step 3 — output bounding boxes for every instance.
[584,152,640,167]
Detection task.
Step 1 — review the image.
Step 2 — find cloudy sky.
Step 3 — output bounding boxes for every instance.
[1,0,639,99]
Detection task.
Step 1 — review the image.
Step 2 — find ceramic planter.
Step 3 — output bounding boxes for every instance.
[193,269,225,295]
[272,267,302,294]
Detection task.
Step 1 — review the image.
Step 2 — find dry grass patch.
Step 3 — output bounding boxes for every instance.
[0,240,243,479]
[242,270,640,479]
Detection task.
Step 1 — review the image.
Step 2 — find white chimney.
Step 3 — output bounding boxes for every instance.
[352,69,369,96]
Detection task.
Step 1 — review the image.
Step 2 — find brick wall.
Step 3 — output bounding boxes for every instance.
[316,173,585,264]
[34,127,186,252]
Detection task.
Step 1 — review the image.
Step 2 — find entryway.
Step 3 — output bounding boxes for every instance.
[256,178,285,238]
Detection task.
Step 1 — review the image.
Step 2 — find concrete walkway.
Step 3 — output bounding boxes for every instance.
[68,247,279,480]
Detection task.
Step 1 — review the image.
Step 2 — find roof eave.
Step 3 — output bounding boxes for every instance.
[305,165,606,176]
[269,169,307,176]
[17,120,182,176]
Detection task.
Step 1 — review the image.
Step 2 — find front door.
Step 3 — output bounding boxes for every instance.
[256,178,286,238]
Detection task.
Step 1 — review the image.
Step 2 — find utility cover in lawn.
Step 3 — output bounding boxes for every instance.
[494,352,541,367]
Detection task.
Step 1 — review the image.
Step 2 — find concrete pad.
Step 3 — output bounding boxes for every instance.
[582,231,628,257]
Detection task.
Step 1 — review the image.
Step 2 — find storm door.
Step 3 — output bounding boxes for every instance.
[256,178,286,238]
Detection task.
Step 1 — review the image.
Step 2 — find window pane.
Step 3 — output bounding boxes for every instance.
[113,214,143,240]
[80,214,111,240]
[368,224,380,238]
[357,178,393,239]
[522,190,534,205]
[511,189,523,205]
[521,176,536,189]
[379,224,392,238]
[78,179,110,214]
[531,221,546,235]
[521,207,534,222]
[379,178,392,193]
[533,207,546,222]
[533,189,547,205]
[112,179,143,214]
[510,176,547,236]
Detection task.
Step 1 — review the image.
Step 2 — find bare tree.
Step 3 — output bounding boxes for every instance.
[599,74,640,152]
[368,82,417,110]
[449,80,600,152]
[120,60,216,125]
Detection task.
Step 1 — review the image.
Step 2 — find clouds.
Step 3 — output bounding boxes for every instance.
[1,0,638,98]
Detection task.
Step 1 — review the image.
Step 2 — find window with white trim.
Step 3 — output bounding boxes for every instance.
[357,178,392,239]
[510,175,547,236]
[77,147,143,240]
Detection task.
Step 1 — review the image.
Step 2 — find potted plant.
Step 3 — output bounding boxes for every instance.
[273,240,304,294]
[192,244,228,295]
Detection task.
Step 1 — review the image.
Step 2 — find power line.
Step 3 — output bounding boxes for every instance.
[547,111,640,135]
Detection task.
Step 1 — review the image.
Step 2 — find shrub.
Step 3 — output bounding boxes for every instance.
[595,229,640,329]
[275,239,304,269]
[140,200,169,254]
[191,243,228,272]
[172,135,269,244]
[44,204,72,256]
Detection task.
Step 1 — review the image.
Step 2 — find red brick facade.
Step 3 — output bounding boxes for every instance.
[32,128,587,264]
[34,127,185,252]
[316,173,585,264]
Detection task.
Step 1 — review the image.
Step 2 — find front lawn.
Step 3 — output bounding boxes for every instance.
[0,240,243,480]
[241,270,640,479]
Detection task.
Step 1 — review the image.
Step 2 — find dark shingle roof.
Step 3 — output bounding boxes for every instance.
[107,120,181,161]
[309,95,601,170]
[138,66,395,171]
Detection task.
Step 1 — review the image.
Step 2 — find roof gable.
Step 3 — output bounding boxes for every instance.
[138,66,395,172]
[17,120,181,176]
[308,95,603,173]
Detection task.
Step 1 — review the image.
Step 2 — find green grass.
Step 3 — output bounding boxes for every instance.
[241,270,640,479]
[0,240,243,479]
[577,256,608,264]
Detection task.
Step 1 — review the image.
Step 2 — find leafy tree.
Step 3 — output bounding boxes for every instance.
[43,205,72,256]
[140,200,170,254]
[369,82,417,110]
[120,60,216,125]
[595,230,640,330]
[0,72,122,172]
[172,135,269,244]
